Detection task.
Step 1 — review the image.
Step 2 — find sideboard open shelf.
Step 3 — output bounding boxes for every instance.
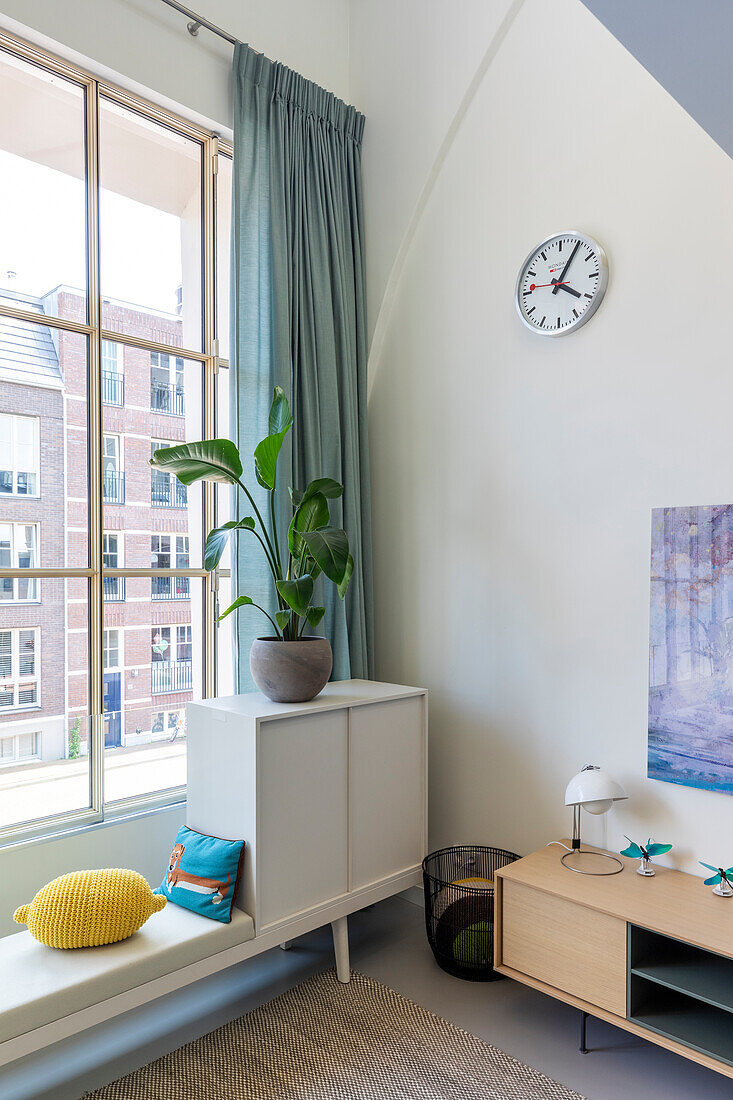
[629,925,733,1068]
[494,844,733,1081]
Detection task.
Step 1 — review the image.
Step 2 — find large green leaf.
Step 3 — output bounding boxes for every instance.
[290,478,343,507]
[150,439,243,486]
[300,527,349,585]
[288,492,330,556]
[254,428,290,490]
[217,595,253,622]
[204,517,255,571]
[337,553,354,599]
[269,386,292,436]
[276,575,314,617]
[254,387,293,490]
[306,606,325,629]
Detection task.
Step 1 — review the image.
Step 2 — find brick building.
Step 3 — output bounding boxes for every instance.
[0,285,200,769]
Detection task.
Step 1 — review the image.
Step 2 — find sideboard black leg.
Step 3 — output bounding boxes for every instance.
[579,1011,588,1054]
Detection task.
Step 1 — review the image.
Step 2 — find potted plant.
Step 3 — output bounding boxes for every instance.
[149,387,352,703]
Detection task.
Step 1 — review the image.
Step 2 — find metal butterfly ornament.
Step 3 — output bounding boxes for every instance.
[700,863,733,898]
[620,837,672,877]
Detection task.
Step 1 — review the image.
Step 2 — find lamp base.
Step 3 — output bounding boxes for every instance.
[561,848,624,876]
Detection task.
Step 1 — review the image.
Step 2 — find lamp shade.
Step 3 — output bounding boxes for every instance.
[564,766,627,816]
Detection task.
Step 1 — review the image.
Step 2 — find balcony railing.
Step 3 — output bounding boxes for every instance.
[151,576,190,600]
[151,659,193,694]
[103,575,125,602]
[151,379,185,416]
[102,473,125,504]
[151,471,187,508]
[102,370,125,407]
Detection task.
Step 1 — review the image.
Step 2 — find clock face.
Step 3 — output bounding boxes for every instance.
[515,232,608,336]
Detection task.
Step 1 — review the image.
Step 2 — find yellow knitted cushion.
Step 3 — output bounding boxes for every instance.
[13,869,166,949]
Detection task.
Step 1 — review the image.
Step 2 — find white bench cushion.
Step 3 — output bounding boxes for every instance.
[0,903,254,1044]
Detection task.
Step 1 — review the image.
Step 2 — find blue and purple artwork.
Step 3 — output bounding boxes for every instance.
[649,505,733,794]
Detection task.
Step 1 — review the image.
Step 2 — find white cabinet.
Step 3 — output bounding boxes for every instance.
[186,679,427,938]
[349,696,426,891]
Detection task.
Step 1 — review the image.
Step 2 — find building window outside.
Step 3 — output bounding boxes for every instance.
[150,352,185,416]
[0,414,39,497]
[151,535,190,599]
[102,532,124,602]
[0,731,40,764]
[151,708,184,742]
[101,340,124,407]
[151,625,192,693]
[102,434,124,503]
[150,440,187,508]
[0,524,39,602]
[103,629,120,671]
[0,628,39,710]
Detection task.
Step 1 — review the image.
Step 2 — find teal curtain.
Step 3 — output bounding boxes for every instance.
[231,45,373,688]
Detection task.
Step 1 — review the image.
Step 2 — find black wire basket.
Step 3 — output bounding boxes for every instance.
[422,845,520,981]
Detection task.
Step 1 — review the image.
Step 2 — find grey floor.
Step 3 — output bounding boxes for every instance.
[2,895,730,1100]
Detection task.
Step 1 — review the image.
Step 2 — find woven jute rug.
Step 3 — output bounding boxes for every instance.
[81,969,586,1099]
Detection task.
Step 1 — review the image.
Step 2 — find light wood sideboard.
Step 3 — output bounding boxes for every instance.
[494,844,733,1080]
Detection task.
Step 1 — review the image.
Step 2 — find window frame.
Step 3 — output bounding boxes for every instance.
[0,27,232,846]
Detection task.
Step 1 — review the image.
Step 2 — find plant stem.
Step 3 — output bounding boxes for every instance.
[297,612,311,639]
[234,476,280,578]
[269,481,283,577]
[250,603,283,639]
[248,527,278,577]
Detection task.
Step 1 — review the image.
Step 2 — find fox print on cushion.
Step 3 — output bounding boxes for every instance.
[156,825,244,923]
[13,868,166,948]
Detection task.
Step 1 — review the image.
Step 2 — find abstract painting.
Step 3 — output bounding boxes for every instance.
[649,505,733,794]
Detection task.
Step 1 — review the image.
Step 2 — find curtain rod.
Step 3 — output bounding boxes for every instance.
[159,0,239,46]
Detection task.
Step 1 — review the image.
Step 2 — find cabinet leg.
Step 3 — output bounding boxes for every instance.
[331,916,350,983]
[280,941,292,951]
[580,1011,588,1054]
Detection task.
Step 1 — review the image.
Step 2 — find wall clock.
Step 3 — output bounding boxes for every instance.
[515,231,608,336]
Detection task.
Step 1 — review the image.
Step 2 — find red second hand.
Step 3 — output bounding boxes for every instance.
[529,281,568,291]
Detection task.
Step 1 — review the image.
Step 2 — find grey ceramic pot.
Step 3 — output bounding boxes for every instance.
[250,636,333,703]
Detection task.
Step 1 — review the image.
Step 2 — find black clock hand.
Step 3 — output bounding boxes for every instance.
[552,280,581,299]
[552,240,580,294]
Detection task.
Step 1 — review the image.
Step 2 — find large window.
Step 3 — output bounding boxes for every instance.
[0,29,232,842]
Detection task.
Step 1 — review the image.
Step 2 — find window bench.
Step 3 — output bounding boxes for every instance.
[0,680,428,1069]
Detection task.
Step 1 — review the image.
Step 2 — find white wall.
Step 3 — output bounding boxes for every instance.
[0,0,350,939]
[0,0,350,132]
[354,0,733,874]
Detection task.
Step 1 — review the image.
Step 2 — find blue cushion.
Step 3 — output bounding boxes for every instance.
[156,826,245,923]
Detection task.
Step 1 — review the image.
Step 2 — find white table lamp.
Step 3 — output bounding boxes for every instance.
[562,764,628,875]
